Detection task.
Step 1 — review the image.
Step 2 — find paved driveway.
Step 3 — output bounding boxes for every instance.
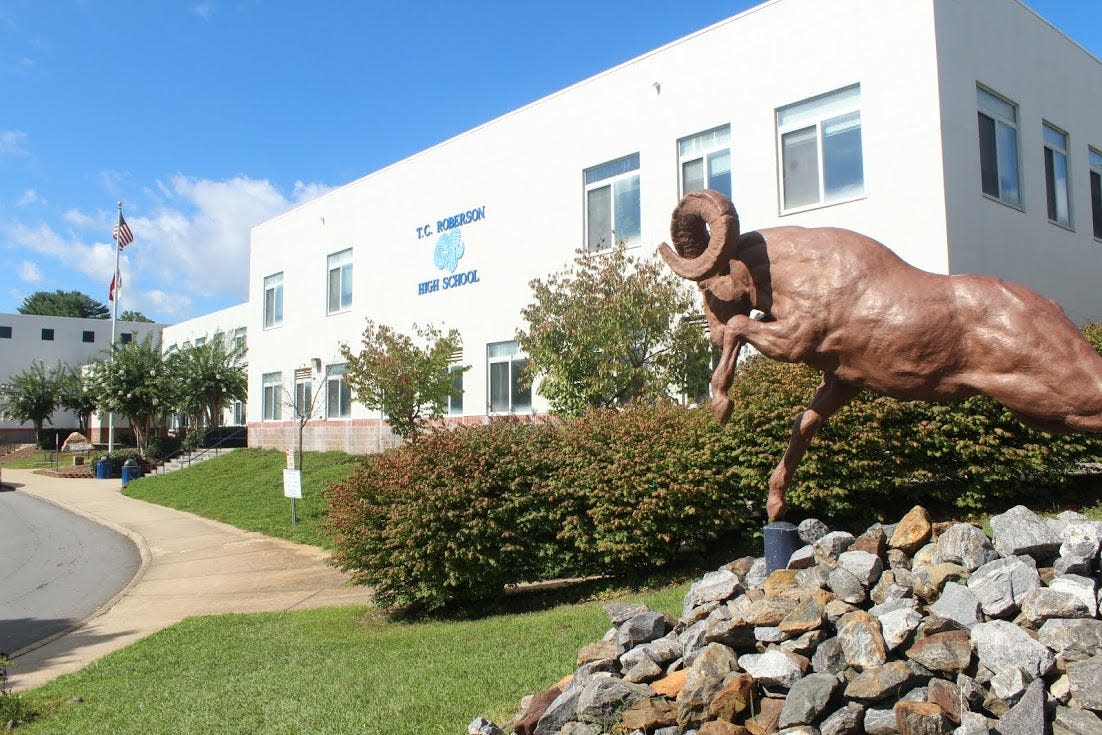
[1,468,373,691]
[0,487,140,656]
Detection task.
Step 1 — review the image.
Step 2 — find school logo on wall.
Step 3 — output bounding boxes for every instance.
[416,205,485,296]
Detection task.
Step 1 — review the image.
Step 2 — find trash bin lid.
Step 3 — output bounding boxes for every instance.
[122,458,139,467]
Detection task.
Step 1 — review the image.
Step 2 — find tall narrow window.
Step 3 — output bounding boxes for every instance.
[977,86,1021,208]
[584,153,641,251]
[487,340,531,414]
[326,364,351,419]
[262,372,282,421]
[233,327,247,351]
[777,85,863,211]
[448,366,464,415]
[263,272,284,328]
[679,125,731,198]
[1043,123,1071,228]
[232,400,245,426]
[1089,148,1102,240]
[327,248,353,314]
[294,368,313,418]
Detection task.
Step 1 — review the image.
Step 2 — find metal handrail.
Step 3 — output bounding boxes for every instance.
[153,426,247,474]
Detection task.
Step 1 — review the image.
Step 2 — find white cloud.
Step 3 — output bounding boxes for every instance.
[192,1,215,21]
[0,130,28,157]
[19,260,42,283]
[2,175,333,321]
[16,188,43,206]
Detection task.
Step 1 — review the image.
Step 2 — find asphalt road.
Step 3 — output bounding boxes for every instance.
[0,487,140,656]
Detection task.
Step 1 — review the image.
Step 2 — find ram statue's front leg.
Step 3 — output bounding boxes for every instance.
[709,319,745,424]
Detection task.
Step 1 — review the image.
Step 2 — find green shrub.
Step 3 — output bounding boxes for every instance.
[326,418,566,612]
[104,449,145,474]
[325,326,1102,613]
[144,434,182,460]
[181,429,206,453]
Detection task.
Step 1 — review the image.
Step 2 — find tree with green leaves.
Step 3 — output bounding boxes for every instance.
[56,364,98,435]
[340,321,466,442]
[167,333,247,429]
[120,310,154,323]
[0,360,64,446]
[84,334,175,452]
[516,244,711,416]
[18,290,110,319]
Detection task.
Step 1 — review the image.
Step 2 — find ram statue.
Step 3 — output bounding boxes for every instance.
[658,189,1102,522]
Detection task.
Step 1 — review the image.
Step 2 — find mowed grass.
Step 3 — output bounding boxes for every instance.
[16,583,690,735]
[123,448,361,548]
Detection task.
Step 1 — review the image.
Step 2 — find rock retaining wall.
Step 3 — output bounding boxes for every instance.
[473,504,1102,735]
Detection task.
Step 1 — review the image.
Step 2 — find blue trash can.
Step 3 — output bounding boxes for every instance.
[120,458,141,487]
[95,456,111,480]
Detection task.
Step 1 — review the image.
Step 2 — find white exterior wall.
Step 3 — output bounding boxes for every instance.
[0,313,164,442]
[246,0,953,452]
[934,0,1102,324]
[246,0,1101,452]
[161,303,250,429]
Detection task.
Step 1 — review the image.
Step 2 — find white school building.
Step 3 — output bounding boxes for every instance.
[6,0,1102,452]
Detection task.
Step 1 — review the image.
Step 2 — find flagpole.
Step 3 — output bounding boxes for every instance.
[108,201,122,453]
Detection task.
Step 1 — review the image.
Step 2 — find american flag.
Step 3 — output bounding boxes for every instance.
[113,214,134,250]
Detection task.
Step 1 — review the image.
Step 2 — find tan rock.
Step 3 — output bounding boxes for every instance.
[778,593,825,635]
[925,562,968,590]
[889,506,933,555]
[764,568,800,598]
[894,700,951,734]
[745,597,799,626]
[904,630,973,674]
[708,673,756,722]
[851,527,888,558]
[576,640,617,666]
[653,668,689,698]
[744,696,784,735]
[620,698,677,731]
[698,721,750,735]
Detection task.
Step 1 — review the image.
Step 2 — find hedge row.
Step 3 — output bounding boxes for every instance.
[325,327,1102,613]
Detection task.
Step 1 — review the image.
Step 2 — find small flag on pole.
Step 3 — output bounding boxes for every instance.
[113,214,134,250]
[109,271,121,302]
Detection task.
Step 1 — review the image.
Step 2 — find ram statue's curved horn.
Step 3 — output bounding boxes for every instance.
[657,189,741,282]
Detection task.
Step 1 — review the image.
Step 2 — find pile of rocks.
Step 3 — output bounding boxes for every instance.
[472,504,1102,735]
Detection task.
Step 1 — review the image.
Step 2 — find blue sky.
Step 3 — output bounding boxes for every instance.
[1,1,1099,323]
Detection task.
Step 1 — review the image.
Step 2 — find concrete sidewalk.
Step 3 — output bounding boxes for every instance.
[2,468,373,692]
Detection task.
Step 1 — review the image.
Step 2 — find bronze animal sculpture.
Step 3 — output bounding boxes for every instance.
[658,190,1102,522]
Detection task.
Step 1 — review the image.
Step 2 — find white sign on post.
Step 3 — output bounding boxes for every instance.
[283,469,303,499]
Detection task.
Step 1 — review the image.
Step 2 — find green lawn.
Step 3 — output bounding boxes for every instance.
[13,583,689,735]
[122,448,361,548]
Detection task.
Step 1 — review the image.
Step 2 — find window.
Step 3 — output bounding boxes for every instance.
[448,365,464,415]
[234,327,247,351]
[487,340,531,414]
[1043,123,1071,227]
[584,153,641,251]
[327,249,353,314]
[263,272,284,328]
[232,400,245,426]
[294,377,313,418]
[82,330,95,343]
[777,84,863,211]
[0,326,12,338]
[262,372,282,421]
[195,336,206,347]
[326,364,351,419]
[1089,148,1102,239]
[120,332,133,344]
[680,125,731,198]
[977,86,1021,208]
[41,328,54,341]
